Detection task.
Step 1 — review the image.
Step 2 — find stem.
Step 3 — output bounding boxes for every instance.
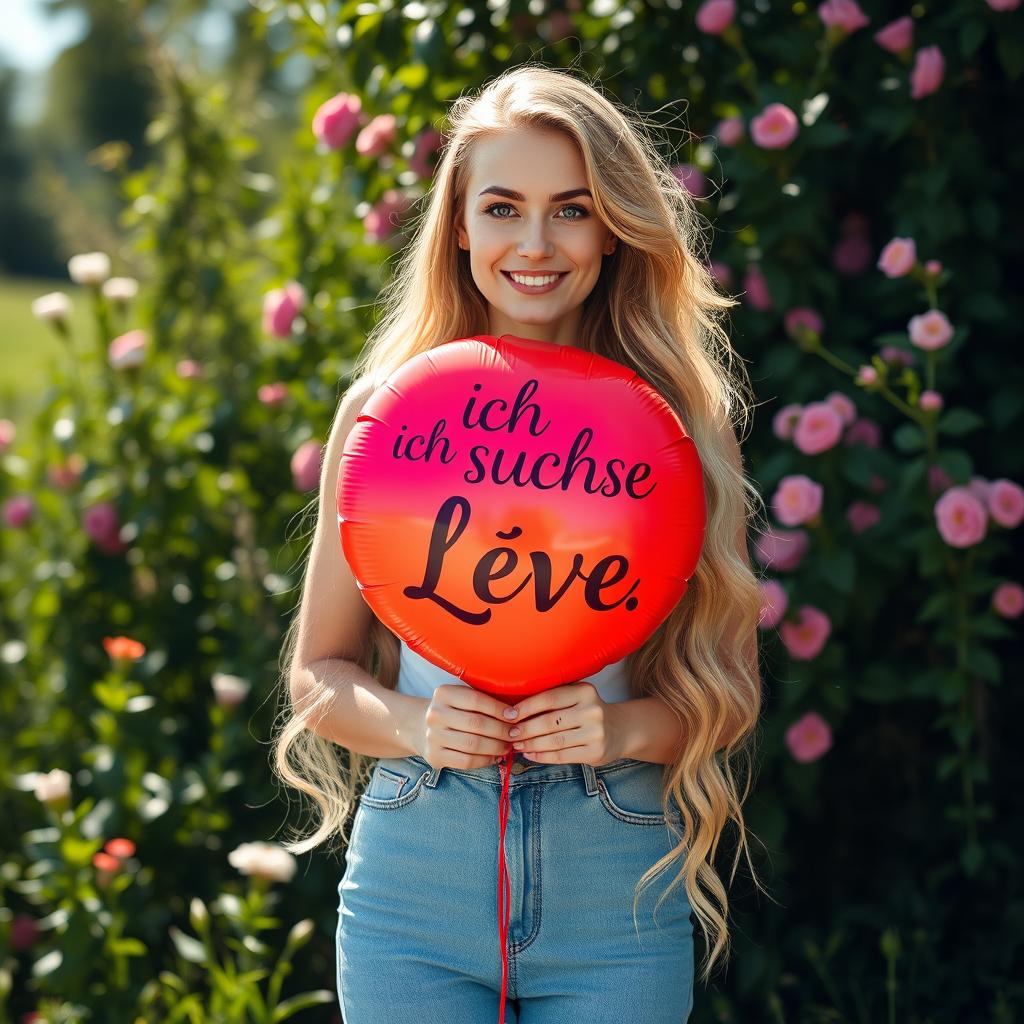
[953,549,978,848]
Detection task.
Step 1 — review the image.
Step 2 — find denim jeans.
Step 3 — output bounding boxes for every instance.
[336,752,695,1023]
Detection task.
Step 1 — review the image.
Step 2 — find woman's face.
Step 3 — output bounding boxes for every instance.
[455,126,618,347]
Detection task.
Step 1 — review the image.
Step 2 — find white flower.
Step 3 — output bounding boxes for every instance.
[102,277,139,302]
[228,841,297,883]
[31,292,72,322]
[67,252,111,285]
[34,768,72,806]
[211,672,251,708]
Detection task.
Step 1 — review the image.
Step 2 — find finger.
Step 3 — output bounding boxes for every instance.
[520,745,590,763]
[444,727,512,757]
[511,709,580,742]
[512,684,581,721]
[441,747,512,770]
[513,727,580,753]
[441,684,517,722]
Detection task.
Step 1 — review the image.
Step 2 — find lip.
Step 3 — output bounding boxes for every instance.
[501,270,569,295]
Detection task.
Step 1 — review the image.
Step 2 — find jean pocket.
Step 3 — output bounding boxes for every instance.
[595,761,678,827]
[359,761,429,810]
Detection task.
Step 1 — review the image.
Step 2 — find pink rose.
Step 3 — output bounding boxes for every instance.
[410,126,443,180]
[772,402,803,441]
[695,0,735,34]
[934,486,987,548]
[108,329,147,370]
[2,494,35,528]
[832,233,873,275]
[715,116,745,147]
[364,190,414,244]
[911,45,945,100]
[855,365,878,386]
[784,307,824,341]
[986,0,1022,9]
[877,236,917,278]
[262,282,306,338]
[846,500,881,534]
[743,264,773,310]
[988,478,1024,528]
[312,92,362,149]
[825,390,856,427]
[880,345,915,367]
[710,260,733,286]
[750,103,799,150]
[176,359,203,379]
[671,163,709,200]
[758,579,789,629]
[925,259,943,276]
[966,477,991,505]
[919,390,943,412]
[0,418,14,453]
[773,474,824,526]
[818,0,869,35]
[793,402,844,455]
[291,439,323,492]
[780,605,832,660]
[844,417,882,449]
[83,501,126,553]
[754,527,810,572]
[992,582,1024,618]
[258,382,289,406]
[874,15,913,54]
[786,711,833,763]
[908,309,954,351]
[355,113,398,159]
[10,914,40,952]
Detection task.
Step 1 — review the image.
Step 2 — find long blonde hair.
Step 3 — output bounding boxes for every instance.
[272,62,767,983]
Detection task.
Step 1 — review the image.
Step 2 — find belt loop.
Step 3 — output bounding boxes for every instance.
[581,763,600,797]
[424,766,443,788]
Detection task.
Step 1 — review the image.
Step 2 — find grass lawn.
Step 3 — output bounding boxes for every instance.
[0,274,105,433]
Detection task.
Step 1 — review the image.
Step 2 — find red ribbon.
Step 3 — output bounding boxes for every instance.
[496,748,515,1024]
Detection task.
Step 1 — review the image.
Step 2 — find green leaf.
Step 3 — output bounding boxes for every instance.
[936,448,973,483]
[916,591,951,624]
[938,409,985,437]
[819,548,855,594]
[111,938,148,957]
[893,423,925,452]
[967,647,1002,684]
[272,990,336,1021]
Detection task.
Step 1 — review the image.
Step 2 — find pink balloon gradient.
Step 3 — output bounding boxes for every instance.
[337,334,707,701]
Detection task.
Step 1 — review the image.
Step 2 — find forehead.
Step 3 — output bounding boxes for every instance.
[466,127,586,192]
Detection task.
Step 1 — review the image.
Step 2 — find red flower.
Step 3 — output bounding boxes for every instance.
[102,636,146,662]
[104,837,136,859]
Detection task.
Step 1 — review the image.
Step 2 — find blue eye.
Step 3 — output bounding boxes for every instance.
[483,202,589,221]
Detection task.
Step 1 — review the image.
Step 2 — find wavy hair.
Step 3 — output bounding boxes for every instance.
[272,62,768,983]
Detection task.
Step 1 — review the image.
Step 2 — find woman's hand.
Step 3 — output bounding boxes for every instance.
[416,684,514,770]
[503,682,624,766]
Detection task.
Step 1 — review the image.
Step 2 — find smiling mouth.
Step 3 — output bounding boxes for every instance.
[501,270,569,291]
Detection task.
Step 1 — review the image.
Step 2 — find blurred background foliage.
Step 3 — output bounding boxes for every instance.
[1,0,1022,1021]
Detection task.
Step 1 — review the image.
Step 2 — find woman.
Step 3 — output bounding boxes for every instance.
[274,63,766,1023]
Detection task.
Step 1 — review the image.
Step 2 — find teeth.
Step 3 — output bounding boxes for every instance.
[509,272,561,286]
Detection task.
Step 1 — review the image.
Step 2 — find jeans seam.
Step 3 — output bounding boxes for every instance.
[510,784,543,956]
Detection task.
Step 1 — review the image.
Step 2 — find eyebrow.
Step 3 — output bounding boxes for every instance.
[478,185,593,202]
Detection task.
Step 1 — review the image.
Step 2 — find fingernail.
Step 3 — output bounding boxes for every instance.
[504,708,518,719]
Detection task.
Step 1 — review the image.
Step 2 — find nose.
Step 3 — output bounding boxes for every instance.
[516,217,555,260]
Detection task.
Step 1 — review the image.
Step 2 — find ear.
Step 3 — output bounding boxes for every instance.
[456,217,468,250]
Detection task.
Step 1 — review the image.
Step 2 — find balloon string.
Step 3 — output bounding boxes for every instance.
[497,749,514,1024]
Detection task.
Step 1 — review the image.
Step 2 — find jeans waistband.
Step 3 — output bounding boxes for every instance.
[388,753,661,794]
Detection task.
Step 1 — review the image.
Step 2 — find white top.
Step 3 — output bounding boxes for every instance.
[396,638,633,704]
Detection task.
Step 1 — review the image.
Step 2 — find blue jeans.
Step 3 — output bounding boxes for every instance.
[336,753,695,1023]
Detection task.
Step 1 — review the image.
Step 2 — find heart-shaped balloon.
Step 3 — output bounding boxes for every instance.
[337,334,705,702]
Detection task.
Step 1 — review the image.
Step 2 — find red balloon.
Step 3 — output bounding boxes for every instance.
[337,334,705,703]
